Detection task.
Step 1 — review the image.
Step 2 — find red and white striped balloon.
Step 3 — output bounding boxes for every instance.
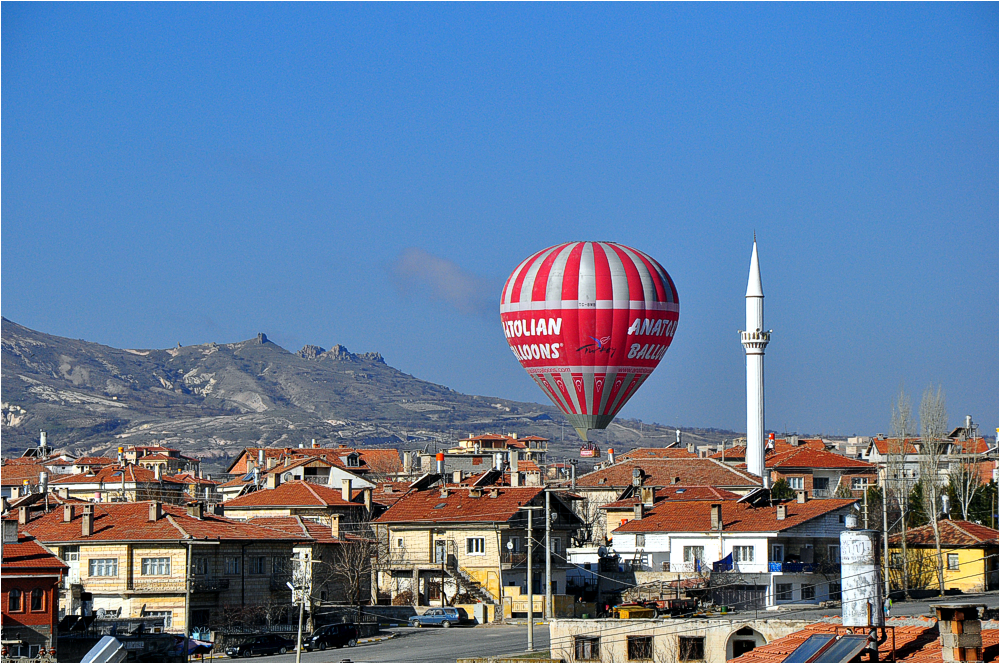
[500,241,679,440]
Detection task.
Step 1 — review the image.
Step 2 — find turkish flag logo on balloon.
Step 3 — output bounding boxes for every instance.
[500,241,679,441]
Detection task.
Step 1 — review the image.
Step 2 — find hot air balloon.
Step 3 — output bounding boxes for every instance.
[500,241,679,441]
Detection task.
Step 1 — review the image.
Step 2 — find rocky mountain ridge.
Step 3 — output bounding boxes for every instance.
[1,318,734,470]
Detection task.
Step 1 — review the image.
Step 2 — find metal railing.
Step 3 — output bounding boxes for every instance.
[768,561,816,573]
[126,579,186,592]
[501,551,546,566]
[192,577,230,592]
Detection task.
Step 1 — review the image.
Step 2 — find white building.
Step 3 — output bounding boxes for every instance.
[610,495,857,608]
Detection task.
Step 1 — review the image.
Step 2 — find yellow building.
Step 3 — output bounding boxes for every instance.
[888,519,998,593]
[20,501,303,632]
[374,485,582,609]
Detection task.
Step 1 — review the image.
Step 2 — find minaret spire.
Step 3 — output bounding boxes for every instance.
[740,238,770,480]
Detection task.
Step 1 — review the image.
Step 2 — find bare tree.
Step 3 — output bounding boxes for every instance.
[887,385,913,596]
[918,384,948,593]
[949,441,985,521]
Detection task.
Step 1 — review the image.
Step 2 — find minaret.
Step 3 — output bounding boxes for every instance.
[740,237,770,479]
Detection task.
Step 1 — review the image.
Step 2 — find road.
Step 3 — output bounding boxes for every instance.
[259,625,549,663]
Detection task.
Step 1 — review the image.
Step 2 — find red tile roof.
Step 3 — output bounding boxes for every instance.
[614,497,857,534]
[227,447,402,475]
[0,463,68,486]
[375,487,545,524]
[888,519,998,547]
[167,472,220,486]
[600,486,741,510]
[72,456,119,466]
[765,447,876,470]
[575,458,761,489]
[247,516,364,544]
[871,438,921,455]
[223,480,370,509]
[950,437,991,454]
[49,464,185,486]
[729,620,998,663]
[21,502,300,543]
[2,533,68,573]
[619,448,698,460]
[710,439,826,460]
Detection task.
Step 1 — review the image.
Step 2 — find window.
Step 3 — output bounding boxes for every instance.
[802,584,815,601]
[8,588,22,612]
[683,546,704,563]
[141,557,170,576]
[62,546,80,562]
[89,558,118,577]
[627,636,653,661]
[30,588,44,611]
[194,557,209,575]
[575,636,600,661]
[272,557,286,575]
[467,537,486,555]
[397,538,404,549]
[813,477,829,491]
[635,534,645,548]
[828,545,841,563]
[249,556,266,574]
[851,477,867,490]
[225,557,241,575]
[510,537,520,553]
[679,636,705,662]
[552,537,561,554]
[772,544,785,562]
[733,546,755,563]
[828,582,842,601]
[142,610,173,628]
[776,583,793,601]
[947,554,959,571]
[788,477,804,490]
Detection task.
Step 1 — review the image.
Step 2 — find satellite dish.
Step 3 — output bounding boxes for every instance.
[506,541,514,551]
[597,546,608,558]
[96,608,106,618]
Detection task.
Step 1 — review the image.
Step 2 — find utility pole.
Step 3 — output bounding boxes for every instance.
[518,506,542,653]
[184,543,192,663]
[293,553,310,664]
[881,478,890,597]
[545,491,552,620]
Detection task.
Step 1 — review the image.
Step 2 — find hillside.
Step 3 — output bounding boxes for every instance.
[1,318,734,469]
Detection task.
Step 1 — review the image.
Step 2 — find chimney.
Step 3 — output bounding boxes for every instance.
[18,506,29,525]
[640,486,655,506]
[258,449,265,467]
[330,514,340,539]
[489,488,499,498]
[403,451,413,474]
[186,502,204,519]
[452,470,462,484]
[148,502,162,522]
[363,488,372,512]
[342,479,352,502]
[796,490,808,504]
[933,603,984,663]
[789,435,800,447]
[672,476,681,485]
[63,505,75,522]
[59,488,69,499]
[2,519,17,544]
[266,472,280,490]
[266,457,277,471]
[440,487,449,498]
[436,452,445,475]
[634,503,644,520]
[710,504,723,531]
[83,504,94,514]
[607,448,615,464]
[676,429,681,447]
[470,487,483,498]
[312,438,319,449]
[687,442,695,454]
[510,451,519,473]
[776,504,787,520]
[82,512,94,537]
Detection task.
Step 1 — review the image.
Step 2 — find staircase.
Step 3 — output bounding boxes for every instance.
[453,566,499,605]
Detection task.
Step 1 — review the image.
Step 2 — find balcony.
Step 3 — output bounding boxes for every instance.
[501,551,546,567]
[192,578,230,592]
[125,579,186,593]
[768,562,816,573]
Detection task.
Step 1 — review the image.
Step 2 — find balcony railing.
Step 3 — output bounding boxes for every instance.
[125,579,186,592]
[192,578,230,592]
[501,551,545,566]
[768,562,816,573]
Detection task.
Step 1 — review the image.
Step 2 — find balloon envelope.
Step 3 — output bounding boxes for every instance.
[500,241,679,440]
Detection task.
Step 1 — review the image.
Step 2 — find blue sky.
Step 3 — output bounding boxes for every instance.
[3,3,997,437]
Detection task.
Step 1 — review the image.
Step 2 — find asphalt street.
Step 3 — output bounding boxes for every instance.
[257,625,549,663]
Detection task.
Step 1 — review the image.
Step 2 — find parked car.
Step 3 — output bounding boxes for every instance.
[408,607,467,628]
[303,623,359,651]
[225,633,295,658]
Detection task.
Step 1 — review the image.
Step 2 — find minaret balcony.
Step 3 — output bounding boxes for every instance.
[740,330,771,349]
